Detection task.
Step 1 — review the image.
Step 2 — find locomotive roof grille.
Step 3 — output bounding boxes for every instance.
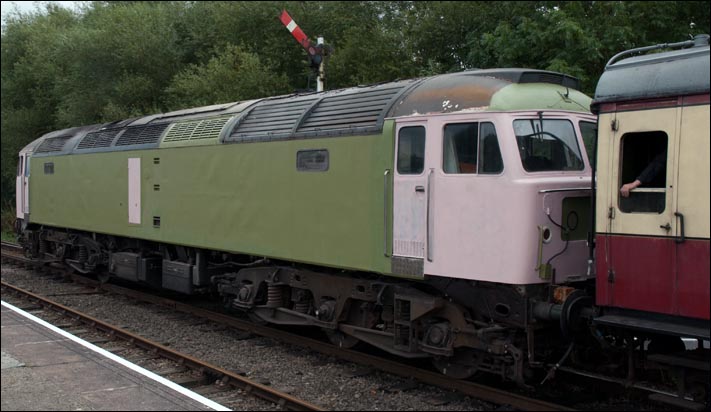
[35,135,73,153]
[76,129,123,149]
[229,96,319,142]
[115,123,170,146]
[163,116,232,142]
[296,85,405,133]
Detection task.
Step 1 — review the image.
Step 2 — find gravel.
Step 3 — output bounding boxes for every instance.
[2,265,494,411]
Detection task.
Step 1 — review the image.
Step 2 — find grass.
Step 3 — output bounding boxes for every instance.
[1,201,18,243]
[1,231,16,243]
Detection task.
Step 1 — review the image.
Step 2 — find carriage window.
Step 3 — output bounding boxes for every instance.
[397,126,425,175]
[44,162,54,175]
[619,131,667,214]
[579,121,596,165]
[17,157,23,177]
[514,119,584,172]
[24,157,31,177]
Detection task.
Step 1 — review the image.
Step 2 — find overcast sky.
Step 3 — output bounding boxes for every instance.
[1,1,80,23]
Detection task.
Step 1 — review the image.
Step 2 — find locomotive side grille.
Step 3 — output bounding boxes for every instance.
[231,97,318,141]
[76,129,123,149]
[297,86,404,133]
[115,123,169,146]
[164,117,232,142]
[35,135,73,153]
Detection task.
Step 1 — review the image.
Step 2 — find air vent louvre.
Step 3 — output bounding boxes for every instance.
[231,97,318,140]
[163,117,231,142]
[297,85,405,133]
[115,124,169,146]
[77,129,122,149]
[35,136,73,153]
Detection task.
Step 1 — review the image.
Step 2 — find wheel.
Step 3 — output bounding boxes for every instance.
[97,272,110,284]
[248,311,269,325]
[324,329,360,349]
[431,348,483,379]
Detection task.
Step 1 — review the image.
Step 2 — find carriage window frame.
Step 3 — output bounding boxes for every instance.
[618,131,668,214]
[397,126,426,175]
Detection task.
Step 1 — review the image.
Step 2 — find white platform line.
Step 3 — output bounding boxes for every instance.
[2,300,230,411]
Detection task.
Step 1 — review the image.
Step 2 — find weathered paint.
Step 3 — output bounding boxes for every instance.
[596,234,710,320]
[29,122,396,276]
[490,83,592,113]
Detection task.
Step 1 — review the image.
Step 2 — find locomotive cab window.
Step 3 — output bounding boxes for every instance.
[443,122,503,174]
[514,119,584,172]
[397,126,425,175]
[618,131,667,214]
[579,121,597,165]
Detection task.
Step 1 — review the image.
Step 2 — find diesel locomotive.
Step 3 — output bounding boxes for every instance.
[13,35,710,405]
[15,68,596,383]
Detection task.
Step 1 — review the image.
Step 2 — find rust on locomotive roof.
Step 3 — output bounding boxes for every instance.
[390,73,508,117]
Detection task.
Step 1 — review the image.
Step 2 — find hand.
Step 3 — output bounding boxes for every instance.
[620,180,641,197]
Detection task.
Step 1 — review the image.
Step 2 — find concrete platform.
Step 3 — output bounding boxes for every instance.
[1,300,228,411]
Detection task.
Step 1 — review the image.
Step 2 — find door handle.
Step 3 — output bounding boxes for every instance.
[426,169,434,262]
[659,223,671,231]
[415,186,425,193]
[675,212,685,244]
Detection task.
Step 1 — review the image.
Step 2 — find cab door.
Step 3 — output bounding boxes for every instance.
[16,154,30,218]
[392,121,428,277]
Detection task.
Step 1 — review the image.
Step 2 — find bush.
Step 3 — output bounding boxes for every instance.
[1,200,17,238]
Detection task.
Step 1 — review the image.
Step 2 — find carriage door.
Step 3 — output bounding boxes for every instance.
[672,102,710,319]
[392,122,428,277]
[607,107,678,313]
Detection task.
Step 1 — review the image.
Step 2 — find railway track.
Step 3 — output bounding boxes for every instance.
[1,279,324,411]
[2,241,573,411]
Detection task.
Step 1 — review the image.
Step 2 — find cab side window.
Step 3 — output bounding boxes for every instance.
[443,122,503,174]
[619,131,667,213]
[397,126,425,175]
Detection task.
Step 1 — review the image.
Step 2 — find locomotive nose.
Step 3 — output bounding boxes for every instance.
[536,188,592,282]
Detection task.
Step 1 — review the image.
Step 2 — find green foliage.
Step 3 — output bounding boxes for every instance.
[1,1,709,206]
[1,200,17,240]
[165,44,291,108]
